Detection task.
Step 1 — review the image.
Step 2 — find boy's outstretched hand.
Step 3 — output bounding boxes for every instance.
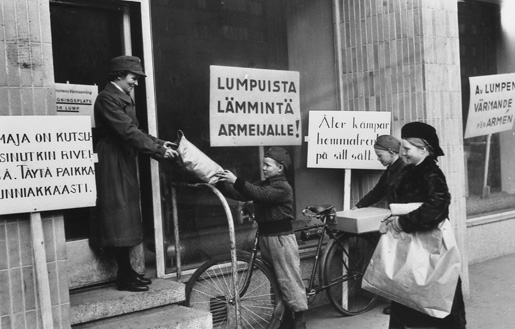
[215,170,237,184]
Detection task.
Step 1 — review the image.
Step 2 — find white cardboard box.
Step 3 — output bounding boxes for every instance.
[333,207,391,233]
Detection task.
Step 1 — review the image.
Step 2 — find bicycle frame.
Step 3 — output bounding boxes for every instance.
[295,212,353,299]
[237,208,353,302]
[236,229,261,298]
[185,202,378,326]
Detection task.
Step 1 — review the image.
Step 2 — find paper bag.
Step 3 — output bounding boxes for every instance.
[172,130,223,184]
[362,218,461,318]
[389,202,423,215]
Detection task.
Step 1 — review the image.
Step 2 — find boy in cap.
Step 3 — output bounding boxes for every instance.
[354,135,406,210]
[215,147,308,329]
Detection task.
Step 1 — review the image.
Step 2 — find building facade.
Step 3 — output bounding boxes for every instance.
[0,0,513,328]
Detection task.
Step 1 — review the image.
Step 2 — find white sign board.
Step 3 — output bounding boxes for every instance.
[55,83,98,127]
[306,111,391,169]
[464,73,515,139]
[0,116,96,215]
[209,65,301,146]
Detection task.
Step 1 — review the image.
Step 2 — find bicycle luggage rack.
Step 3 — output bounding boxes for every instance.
[169,182,242,328]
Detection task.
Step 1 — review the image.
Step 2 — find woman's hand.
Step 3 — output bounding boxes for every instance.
[163,142,179,159]
[164,148,178,159]
[215,170,237,184]
[387,216,403,233]
[380,216,403,234]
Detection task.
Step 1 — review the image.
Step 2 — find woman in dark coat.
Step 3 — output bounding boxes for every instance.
[90,55,177,292]
[386,122,466,329]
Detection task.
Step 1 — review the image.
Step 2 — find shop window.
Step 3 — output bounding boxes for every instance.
[195,23,210,39]
[224,0,248,12]
[459,2,515,217]
[196,0,207,10]
[249,1,264,16]
[250,29,266,43]
[223,25,250,41]
[151,1,289,273]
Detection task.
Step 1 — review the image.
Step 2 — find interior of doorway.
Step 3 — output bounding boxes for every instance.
[50,0,157,288]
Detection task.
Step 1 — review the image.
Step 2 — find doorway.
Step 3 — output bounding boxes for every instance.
[50,0,152,289]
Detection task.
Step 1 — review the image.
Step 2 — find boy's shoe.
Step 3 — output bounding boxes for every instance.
[294,311,307,329]
[278,310,293,329]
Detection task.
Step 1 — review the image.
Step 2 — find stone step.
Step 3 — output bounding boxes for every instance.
[70,278,186,325]
[72,304,212,329]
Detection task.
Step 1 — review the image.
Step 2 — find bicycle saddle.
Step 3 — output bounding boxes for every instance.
[304,204,335,216]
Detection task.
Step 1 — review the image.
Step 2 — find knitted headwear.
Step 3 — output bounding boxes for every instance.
[401,122,444,156]
[264,147,292,170]
[109,56,147,77]
[374,135,401,153]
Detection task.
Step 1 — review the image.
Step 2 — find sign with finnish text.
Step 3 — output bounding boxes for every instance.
[464,73,515,139]
[306,111,391,169]
[0,116,96,215]
[56,83,97,127]
[209,65,301,146]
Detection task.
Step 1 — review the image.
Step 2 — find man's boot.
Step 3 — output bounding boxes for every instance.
[294,311,307,329]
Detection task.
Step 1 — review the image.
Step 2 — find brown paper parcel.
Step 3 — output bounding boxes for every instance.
[173,130,223,184]
[362,214,461,318]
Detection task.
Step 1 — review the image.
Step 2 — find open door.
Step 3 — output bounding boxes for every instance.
[50,0,151,289]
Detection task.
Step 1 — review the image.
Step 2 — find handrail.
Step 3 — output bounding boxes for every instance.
[170,182,241,328]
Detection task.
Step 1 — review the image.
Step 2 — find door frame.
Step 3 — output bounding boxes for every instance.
[132,0,169,279]
[56,0,166,288]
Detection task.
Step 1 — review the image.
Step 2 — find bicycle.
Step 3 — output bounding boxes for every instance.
[185,203,379,329]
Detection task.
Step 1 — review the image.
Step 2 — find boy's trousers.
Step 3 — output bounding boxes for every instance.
[259,234,308,312]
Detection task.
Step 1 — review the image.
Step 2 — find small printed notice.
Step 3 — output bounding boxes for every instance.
[0,116,96,215]
[209,65,301,146]
[56,83,98,127]
[464,73,515,139]
[306,111,391,169]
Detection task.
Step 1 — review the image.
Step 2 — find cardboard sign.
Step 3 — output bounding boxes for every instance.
[306,111,391,169]
[56,83,98,127]
[0,116,96,214]
[464,73,515,139]
[209,65,301,146]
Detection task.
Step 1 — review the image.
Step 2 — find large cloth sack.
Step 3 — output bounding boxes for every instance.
[172,130,223,184]
[362,218,461,318]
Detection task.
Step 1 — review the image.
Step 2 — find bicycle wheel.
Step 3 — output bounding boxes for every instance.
[185,251,283,329]
[322,233,378,316]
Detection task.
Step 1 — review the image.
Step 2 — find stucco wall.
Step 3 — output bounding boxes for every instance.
[0,0,69,328]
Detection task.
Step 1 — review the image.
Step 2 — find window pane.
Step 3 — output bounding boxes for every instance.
[151,1,289,273]
[459,2,515,217]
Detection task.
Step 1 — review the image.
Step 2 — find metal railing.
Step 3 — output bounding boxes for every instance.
[170,182,242,328]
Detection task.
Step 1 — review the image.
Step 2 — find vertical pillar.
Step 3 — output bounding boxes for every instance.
[335,0,469,295]
[0,0,70,328]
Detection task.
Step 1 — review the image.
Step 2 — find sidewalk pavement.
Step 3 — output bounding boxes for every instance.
[305,253,515,329]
